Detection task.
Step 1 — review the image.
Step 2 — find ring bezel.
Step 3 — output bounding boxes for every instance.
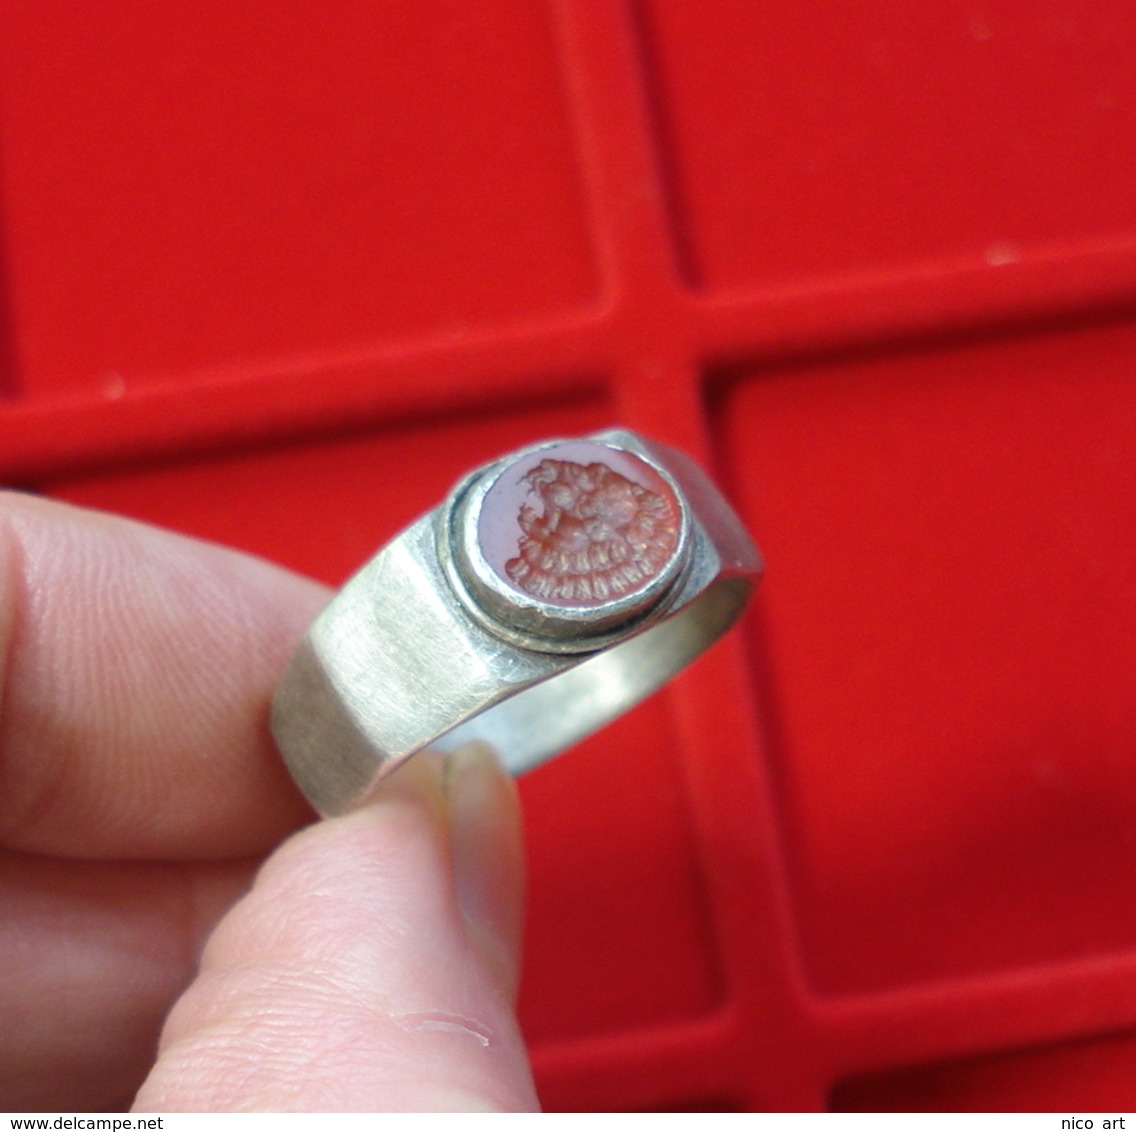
[440,433,693,655]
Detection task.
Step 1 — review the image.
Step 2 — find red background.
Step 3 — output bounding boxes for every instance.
[2,0,1135,1111]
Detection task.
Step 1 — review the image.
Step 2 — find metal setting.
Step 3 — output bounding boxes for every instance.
[443,436,692,652]
[270,428,762,817]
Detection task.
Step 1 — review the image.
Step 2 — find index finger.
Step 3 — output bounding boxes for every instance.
[0,492,330,860]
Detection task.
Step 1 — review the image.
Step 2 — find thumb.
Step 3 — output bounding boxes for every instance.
[132,744,538,1112]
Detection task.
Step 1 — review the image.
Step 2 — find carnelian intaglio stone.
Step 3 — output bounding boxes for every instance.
[477,441,682,608]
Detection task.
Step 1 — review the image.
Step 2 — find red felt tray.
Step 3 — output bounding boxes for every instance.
[2,0,1136,1112]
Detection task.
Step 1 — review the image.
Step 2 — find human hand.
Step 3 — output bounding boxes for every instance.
[0,493,538,1111]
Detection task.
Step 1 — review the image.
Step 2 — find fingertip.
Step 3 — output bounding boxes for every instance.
[135,747,537,1111]
[445,742,525,1003]
[0,492,330,857]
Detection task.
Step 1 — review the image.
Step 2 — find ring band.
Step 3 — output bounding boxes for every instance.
[270,428,762,816]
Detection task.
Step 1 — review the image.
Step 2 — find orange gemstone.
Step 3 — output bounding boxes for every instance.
[477,441,682,608]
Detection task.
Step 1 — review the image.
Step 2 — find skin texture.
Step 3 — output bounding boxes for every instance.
[0,492,537,1112]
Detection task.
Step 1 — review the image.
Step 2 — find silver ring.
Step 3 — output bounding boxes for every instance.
[270,428,762,816]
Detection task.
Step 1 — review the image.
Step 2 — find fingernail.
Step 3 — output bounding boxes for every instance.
[444,742,525,1003]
